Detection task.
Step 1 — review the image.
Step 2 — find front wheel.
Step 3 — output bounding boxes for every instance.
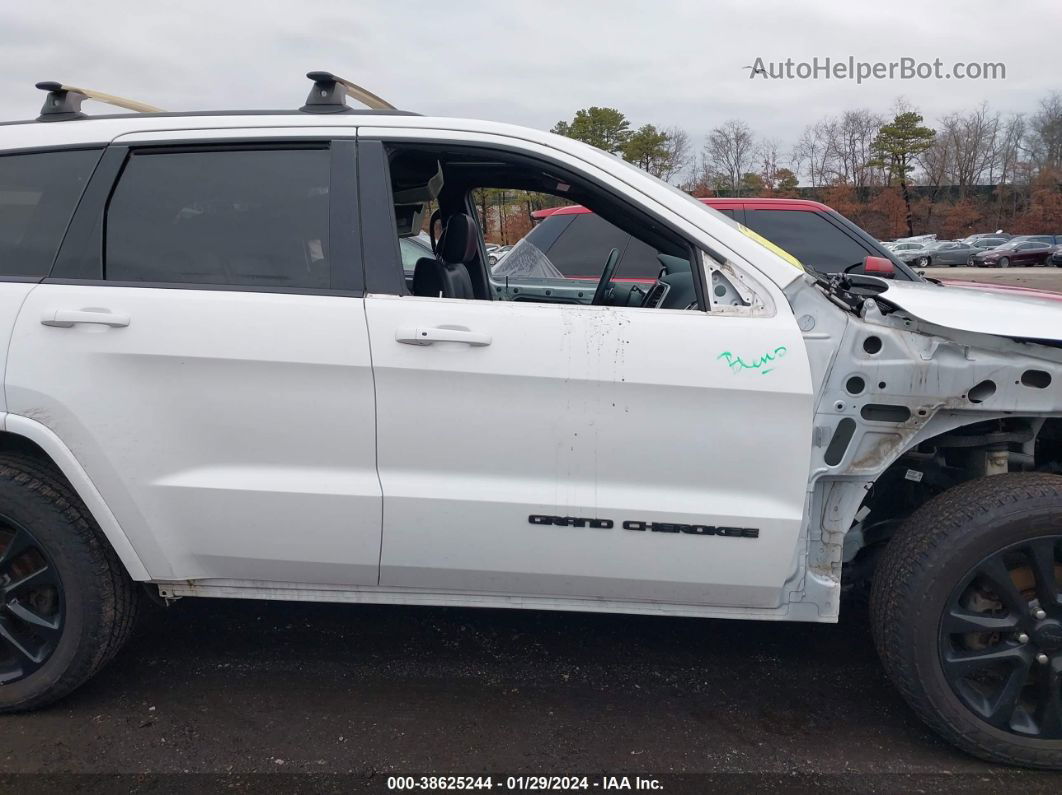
[871,473,1062,768]
[999,257,1011,268]
[916,256,930,267]
[0,456,139,712]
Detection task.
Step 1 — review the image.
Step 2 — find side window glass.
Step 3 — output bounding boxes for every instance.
[105,148,331,288]
[497,209,672,282]
[744,210,869,273]
[0,149,100,277]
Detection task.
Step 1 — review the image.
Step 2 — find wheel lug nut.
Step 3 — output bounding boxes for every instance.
[1035,609,1047,620]
[1037,653,1050,664]
[1018,633,1030,643]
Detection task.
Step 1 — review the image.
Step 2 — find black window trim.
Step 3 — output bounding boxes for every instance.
[0,145,106,283]
[47,139,364,297]
[357,134,709,311]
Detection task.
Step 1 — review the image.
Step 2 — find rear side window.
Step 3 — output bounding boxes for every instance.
[743,209,870,273]
[0,149,100,277]
[105,148,331,288]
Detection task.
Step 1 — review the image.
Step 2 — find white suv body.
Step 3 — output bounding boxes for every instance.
[3,84,1062,766]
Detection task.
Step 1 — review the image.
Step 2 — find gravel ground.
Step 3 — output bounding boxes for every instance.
[3,598,1062,792]
[919,265,1062,292]
[5,264,1062,793]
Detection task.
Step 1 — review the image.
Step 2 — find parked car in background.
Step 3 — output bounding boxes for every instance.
[493,244,513,264]
[899,241,980,267]
[1049,247,1062,267]
[885,241,929,254]
[523,198,920,281]
[1010,234,1062,246]
[960,232,1011,244]
[970,237,1009,250]
[399,233,434,274]
[970,238,1054,267]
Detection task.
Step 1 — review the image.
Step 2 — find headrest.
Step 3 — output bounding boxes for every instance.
[439,214,479,265]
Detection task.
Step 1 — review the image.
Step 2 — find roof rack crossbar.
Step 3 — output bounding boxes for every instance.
[300,71,397,114]
[35,81,163,121]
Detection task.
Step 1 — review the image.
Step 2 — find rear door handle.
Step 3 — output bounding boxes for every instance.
[396,326,492,347]
[41,309,131,328]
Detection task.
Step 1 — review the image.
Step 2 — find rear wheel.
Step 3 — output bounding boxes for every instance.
[872,473,1062,768]
[0,456,138,712]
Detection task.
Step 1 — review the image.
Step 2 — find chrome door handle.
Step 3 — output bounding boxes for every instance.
[396,326,492,347]
[41,309,131,328]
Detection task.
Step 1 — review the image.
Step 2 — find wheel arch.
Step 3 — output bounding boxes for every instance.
[837,415,1062,599]
[0,414,150,580]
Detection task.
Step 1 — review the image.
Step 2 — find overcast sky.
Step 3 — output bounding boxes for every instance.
[1,0,1058,150]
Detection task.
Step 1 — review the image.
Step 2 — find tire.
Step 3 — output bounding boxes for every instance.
[871,473,1062,768]
[0,455,138,712]
[916,256,930,267]
[999,257,1010,268]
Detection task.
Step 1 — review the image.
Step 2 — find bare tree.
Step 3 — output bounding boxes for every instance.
[793,111,883,187]
[703,119,757,194]
[937,104,1001,196]
[830,109,884,187]
[1026,92,1062,175]
[659,126,691,183]
[793,121,831,187]
[917,130,952,228]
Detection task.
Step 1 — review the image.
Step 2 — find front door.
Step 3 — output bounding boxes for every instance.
[360,135,814,609]
[365,295,812,608]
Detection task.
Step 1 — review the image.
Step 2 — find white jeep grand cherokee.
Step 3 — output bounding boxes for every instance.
[2,74,1062,769]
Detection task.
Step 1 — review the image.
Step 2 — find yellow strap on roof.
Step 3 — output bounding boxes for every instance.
[59,84,163,113]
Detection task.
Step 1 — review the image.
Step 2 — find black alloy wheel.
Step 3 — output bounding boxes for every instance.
[0,517,64,684]
[938,537,1062,738]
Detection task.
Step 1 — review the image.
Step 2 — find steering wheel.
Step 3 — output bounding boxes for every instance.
[591,248,621,306]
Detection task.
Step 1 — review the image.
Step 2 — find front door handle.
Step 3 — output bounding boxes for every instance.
[396,326,492,347]
[41,309,131,328]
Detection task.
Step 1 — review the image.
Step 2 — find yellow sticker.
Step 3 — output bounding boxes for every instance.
[737,224,804,271]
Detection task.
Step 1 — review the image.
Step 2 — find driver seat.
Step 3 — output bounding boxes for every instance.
[412,214,478,299]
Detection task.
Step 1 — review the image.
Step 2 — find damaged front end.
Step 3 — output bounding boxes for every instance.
[783,273,1062,620]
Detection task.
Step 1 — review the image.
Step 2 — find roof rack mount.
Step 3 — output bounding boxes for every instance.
[35,81,163,122]
[300,71,397,114]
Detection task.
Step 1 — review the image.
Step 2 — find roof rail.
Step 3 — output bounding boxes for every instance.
[300,71,397,114]
[36,81,164,122]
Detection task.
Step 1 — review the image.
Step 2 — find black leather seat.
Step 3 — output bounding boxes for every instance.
[412,214,478,299]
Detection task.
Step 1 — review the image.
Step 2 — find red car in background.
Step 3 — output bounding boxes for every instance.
[529,197,922,281]
[521,197,1062,302]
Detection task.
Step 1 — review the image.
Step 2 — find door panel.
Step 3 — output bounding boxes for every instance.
[7,285,381,584]
[367,294,813,608]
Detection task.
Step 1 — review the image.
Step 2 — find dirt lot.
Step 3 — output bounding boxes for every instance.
[4,599,1062,793]
[919,265,1062,292]
[5,266,1062,793]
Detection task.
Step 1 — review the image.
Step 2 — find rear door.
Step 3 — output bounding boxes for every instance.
[6,133,382,584]
[0,149,101,413]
